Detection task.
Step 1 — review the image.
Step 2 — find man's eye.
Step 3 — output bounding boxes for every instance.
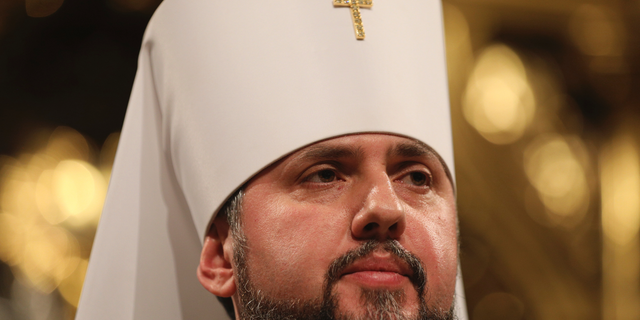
[400,172,431,187]
[307,169,337,183]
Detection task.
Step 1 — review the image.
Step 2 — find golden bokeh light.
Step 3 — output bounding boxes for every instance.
[0,127,118,306]
[45,127,91,162]
[58,258,88,308]
[463,44,536,144]
[36,169,65,225]
[100,132,120,184]
[52,160,105,228]
[601,133,640,246]
[524,134,590,226]
[16,225,80,294]
[601,129,640,320]
[443,2,475,102]
[1,164,40,221]
[443,3,470,54]
[569,4,625,58]
[0,213,27,266]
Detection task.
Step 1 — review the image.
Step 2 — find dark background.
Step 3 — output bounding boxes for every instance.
[0,0,154,156]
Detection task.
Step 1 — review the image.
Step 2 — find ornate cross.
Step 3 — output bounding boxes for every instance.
[333,0,373,40]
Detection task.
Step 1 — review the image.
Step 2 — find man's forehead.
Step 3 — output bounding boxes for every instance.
[296,135,438,161]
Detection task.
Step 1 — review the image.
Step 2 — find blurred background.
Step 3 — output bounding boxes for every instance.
[0,0,638,319]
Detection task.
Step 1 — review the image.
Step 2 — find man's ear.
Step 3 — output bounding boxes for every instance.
[197,214,237,297]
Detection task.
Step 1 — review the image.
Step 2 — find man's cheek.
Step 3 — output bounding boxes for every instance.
[243,229,331,298]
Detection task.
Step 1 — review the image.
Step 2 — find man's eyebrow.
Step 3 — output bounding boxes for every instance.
[299,145,363,162]
[388,141,432,158]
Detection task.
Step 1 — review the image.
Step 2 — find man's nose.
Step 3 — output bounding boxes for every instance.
[350,173,406,241]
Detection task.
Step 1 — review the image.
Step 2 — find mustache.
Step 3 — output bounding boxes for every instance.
[324,239,427,297]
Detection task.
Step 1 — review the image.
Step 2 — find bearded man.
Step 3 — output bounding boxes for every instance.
[75,0,468,319]
[199,134,459,320]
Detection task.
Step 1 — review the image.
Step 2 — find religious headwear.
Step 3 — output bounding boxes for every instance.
[75,0,468,319]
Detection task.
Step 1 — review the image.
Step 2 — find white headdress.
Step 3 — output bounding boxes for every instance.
[75,0,468,319]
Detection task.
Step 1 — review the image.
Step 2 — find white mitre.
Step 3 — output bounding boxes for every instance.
[75,0,468,319]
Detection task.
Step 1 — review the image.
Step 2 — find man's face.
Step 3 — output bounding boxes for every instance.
[225,134,458,319]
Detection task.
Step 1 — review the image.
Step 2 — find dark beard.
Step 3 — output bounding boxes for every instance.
[233,238,455,320]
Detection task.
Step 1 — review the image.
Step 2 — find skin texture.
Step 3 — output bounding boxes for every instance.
[198,134,458,319]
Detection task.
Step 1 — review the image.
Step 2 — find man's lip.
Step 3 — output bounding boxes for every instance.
[339,256,413,278]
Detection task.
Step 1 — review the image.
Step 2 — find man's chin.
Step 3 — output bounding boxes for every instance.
[332,286,416,320]
[236,286,454,320]
[333,281,420,319]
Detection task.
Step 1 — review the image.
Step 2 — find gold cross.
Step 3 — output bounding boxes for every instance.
[333,0,373,40]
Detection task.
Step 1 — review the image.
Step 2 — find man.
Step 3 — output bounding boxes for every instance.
[75,0,468,319]
[198,134,458,320]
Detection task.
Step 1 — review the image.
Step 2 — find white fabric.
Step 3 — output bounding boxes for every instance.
[76,0,468,319]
